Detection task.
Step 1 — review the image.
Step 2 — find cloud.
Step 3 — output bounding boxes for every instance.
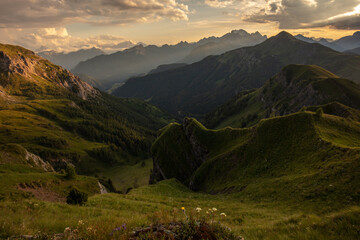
[0,27,137,53]
[323,14,360,30]
[204,0,234,8]
[243,0,360,29]
[310,4,360,29]
[0,0,190,28]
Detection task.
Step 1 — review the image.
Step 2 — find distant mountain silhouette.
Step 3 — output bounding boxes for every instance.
[114,31,360,116]
[38,47,105,70]
[72,30,267,90]
[295,34,343,52]
[333,32,360,51]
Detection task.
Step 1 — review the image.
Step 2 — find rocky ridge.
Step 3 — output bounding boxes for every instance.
[0,44,99,100]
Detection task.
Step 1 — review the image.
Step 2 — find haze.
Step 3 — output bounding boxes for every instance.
[0,0,360,52]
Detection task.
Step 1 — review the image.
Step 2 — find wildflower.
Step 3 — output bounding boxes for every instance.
[64,227,71,235]
[64,227,72,238]
[220,213,227,217]
[181,207,185,211]
[206,211,209,215]
[87,227,93,232]
[122,223,127,230]
[212,208,217,212]
[196,207,202,213]
[78,220,84,226]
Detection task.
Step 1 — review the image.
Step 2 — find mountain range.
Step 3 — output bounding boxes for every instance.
[294,34,344,51]
[295,31,360,52]
[113,31,360,116]
[71,30,267,90]
[38,47,105,70]
[333,31,360,50]
[181,30,266,63]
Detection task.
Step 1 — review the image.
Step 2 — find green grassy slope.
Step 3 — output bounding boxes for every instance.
[114,32,360,116]
[0,43,171,184]
[0,143,100,202]
[205,64,360,129]
[152,113,360,209]
[1,179,359,240]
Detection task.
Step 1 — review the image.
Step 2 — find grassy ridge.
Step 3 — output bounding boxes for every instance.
[205,65,360,129]
[152,112,360,210]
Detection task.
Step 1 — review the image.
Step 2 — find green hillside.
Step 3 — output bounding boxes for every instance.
[205,64,360,129]
[0,43,171,186]
[152,113,360,208]
[114,32,360,116]
[2,178,359,240]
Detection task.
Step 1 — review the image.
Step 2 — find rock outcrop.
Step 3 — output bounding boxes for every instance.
[25,150,54,172]
[0,44,99,100]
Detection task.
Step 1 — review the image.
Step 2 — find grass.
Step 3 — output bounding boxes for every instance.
[1,44,359,239]
[99,159,152,193]
[0,111,358,238]
[0,42,173,195]
[0,163,99,202]
[0,179,359,239]
[205,65,360,129]
[152,112,360,211]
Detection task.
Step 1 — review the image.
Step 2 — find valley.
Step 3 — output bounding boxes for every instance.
[0,28,359,240]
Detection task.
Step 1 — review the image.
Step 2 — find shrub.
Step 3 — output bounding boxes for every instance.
[65,164,77,180]
[316,107,324,117]
[66,188,88,205]
[300,106,307,112]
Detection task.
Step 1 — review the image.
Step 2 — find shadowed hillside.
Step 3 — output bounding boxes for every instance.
[114,32,360,116]
[205,64,360,128]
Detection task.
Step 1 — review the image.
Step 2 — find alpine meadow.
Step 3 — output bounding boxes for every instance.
[0,0,359,239]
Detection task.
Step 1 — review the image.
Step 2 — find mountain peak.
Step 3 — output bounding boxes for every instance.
[230,29,248,35]
[0,43,99,100]
[275,31,294,39]
[353,31,360,37]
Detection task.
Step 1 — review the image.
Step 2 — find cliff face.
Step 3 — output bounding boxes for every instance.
[0,50,37,75]
[0,44,99,100]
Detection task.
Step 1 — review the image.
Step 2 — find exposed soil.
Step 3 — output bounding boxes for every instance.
[18,185,66,203]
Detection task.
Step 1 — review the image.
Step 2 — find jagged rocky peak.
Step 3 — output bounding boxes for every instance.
[222,29,266,41]
[124,44,146,55]
[0,43,99,100]
[55,69,99,100]
[230,29,248,36]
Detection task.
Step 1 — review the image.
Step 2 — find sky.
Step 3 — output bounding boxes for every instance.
[0,0,359,53]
